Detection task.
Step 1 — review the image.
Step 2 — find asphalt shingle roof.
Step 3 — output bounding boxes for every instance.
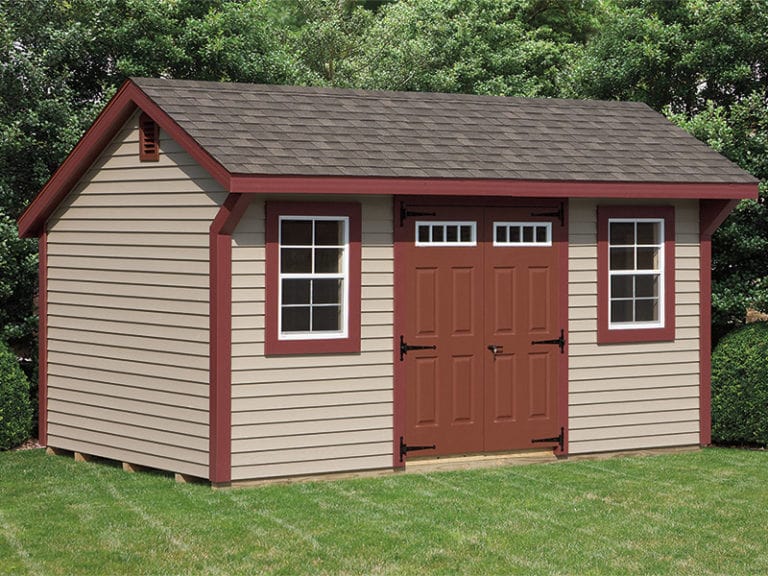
[133,77,756,184]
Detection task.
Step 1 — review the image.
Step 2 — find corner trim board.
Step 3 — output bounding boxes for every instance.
[38,230,48,445]
[698,199,739,446]
[209,193,252,484]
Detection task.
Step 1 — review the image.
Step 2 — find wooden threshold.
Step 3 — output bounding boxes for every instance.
[404,449,558,474]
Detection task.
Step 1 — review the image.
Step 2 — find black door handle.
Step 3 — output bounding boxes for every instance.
[487,344,503,356]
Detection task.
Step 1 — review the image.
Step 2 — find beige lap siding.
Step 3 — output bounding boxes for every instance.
[45,113,226,478]
[230,196,394,481]
[568,199,701,453]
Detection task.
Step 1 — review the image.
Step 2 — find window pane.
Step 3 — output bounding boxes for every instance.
[313,279,341,304]
[281,248,312,273]
[418,225,430,243]
[433,226,444,242]
[536,226,548,243]
[610,222,635,245]
[637,247,659,270]
[446,225,458,243]
[495,226,506,243]
[635,275,658,298]
[282,279,310,305]
[313,306,340,331]
[315,248,342,273]
[611,300,633,323]
[611,276,634,299]
[282,307,310,332]
[315,220,342,245]
[461,226,473,243]
[610,247,634,270]
[510,227,521,243]
[635,299,658,322]
[523,226,534,243]
[636,222,660,245]
[281,220,312,245]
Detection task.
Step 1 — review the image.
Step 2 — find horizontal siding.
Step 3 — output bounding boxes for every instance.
[45,112,226,477]
[568,199,701,454]
[230,196,394,480]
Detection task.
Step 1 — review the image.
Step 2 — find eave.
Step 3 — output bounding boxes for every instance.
[17,79,760,239]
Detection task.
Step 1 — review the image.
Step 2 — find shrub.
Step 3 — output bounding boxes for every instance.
[0,339,33,450]
[711,322,768,446]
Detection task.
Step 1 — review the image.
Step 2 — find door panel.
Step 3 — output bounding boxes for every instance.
[403,203,561,457]
[404,207,484,456]
[484,208,560,451]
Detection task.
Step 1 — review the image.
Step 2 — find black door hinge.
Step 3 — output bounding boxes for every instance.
[399,436,436,462]
[531,202,564,226]
[531,329,566,354]
[400,202,436,227]
[532,427,564,452]
[399,335,437,361]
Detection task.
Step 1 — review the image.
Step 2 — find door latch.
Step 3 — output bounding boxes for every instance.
[487,344,504,356]
[399,335,437,361]
[531,329,566,354]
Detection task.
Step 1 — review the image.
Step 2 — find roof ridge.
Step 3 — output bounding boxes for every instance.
[131,77,646,108]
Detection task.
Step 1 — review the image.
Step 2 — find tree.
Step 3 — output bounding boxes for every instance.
[342,0,600,95]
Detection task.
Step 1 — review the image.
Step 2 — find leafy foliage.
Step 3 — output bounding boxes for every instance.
[711,321,768,446]
[0,339,33,450]
[344,0,599,95]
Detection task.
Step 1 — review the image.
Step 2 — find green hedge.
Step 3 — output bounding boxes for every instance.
[0,340,33,450]
[711,322,768,446]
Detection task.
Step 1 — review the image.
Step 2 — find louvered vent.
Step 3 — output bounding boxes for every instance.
[139,113,159,161]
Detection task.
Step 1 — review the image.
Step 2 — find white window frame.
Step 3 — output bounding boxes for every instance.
[493,222,552,247]
[607,217,665,330]
[278,215,350,341]
[415,221,477,246]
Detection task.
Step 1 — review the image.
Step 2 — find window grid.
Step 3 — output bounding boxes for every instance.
[608,218,664,328]
[278,216,349,340]
[415,221,477,246]
[493,222,552,246]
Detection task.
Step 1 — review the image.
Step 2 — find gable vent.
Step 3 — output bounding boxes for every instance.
[139,113,159,162]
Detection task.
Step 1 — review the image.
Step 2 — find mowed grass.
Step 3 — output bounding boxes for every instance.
[0,448,766,575]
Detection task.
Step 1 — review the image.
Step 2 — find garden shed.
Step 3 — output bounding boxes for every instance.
[18,78,758,486]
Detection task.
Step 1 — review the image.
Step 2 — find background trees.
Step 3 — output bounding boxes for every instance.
[1,0,765,440]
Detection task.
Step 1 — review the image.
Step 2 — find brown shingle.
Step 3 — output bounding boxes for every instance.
[133,77,757,184]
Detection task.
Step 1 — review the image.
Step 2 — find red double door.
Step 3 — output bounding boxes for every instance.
[400,204,563,457]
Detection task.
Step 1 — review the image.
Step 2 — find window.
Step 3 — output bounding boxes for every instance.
[597,206,675,344]
[494,222,552,246]
[265,202,361,355]
[416,221,476,246]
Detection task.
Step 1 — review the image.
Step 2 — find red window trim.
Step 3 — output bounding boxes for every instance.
[597,205,675,344]
[138,112,159,162]
[265,201,361,355]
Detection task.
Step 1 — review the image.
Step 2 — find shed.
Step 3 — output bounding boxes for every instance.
[18,78,758,485]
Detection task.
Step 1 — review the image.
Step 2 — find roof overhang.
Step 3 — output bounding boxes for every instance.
[17,79,760,238]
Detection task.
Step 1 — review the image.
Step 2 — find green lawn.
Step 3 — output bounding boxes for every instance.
[0,448,766,575]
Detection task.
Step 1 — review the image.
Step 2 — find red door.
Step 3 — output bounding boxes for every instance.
[401,204,562,458]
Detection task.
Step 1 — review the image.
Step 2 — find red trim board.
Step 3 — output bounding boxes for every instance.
[18,79,231,238]
[596,205,676,344]
[556,200,570,456]
[230,174,757,200]
[264,202,362,356]
[37,231,48,445]
[209,193,252,485]
[698,199,739,446]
